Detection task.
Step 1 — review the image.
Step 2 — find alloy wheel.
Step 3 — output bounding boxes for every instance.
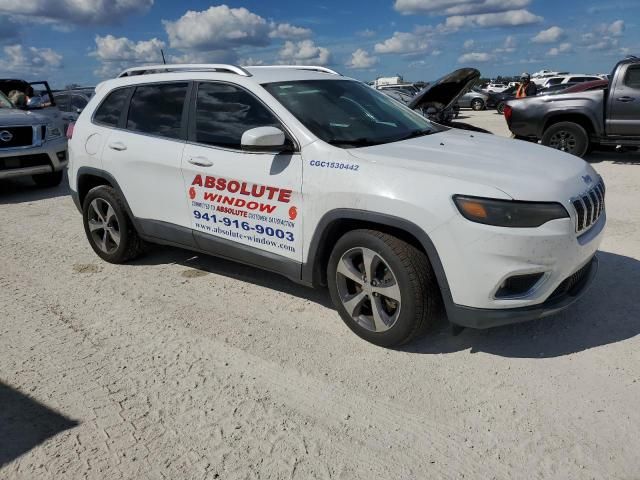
[87,198,121,254]
[335,247,402,333]
[549,130,577,153]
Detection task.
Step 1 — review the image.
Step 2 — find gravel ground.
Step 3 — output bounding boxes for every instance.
[1,110,639,479]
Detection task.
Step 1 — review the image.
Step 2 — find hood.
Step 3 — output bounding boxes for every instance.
[347,128,596,202]
[0,108,49,126]
[408,68,480,112]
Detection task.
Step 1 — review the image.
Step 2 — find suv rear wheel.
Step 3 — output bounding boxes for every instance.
[541,122,590,157]
[327,229,440,347]
[82,186,145,264]
[32,170,63,188]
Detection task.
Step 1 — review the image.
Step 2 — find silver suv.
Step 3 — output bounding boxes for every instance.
[0,87,67,187]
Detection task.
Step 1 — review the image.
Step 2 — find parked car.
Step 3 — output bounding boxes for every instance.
[376,84,421,96]
[487,85,517,114]
[0,89,68,187]
[457,87,489,111]
[68,63,604,346]
[505,56,640,157]
[537,75,603,89]
[561,79,609,94]
[537,83,579,96]
[53,88,95,132]
[485,83,509,93]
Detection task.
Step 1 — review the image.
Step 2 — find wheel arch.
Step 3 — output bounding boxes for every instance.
[541,113,597,139]
[302,209,453,307]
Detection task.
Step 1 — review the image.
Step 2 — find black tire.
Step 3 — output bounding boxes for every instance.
[32,170,63,188]
[82,185,145,264]
[497,102,506,115]
[541,122,590,158]
[471,98,485,111]
[327,229,440,347]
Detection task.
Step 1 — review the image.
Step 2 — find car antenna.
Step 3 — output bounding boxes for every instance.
[160,49,166,65]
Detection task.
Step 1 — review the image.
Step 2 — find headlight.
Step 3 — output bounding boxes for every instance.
[45,123,63,140]
[453,195,569,228]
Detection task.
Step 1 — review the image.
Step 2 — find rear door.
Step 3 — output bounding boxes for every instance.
[181,81,303,262]
[607,64,640,136]
[100,82,192,236]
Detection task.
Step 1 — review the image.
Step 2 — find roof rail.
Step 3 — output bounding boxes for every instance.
[247,65,342,76]
[117,64,252,78]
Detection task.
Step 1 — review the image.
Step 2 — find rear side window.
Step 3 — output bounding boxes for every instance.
[126,83,188,140]
[194,82,280,149]
[94,88,131,127]
[624,66,640,89]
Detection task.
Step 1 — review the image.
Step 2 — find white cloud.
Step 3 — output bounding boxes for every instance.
[458,51,493,63]
[463,39,475,49]
[547,42,572,56]
[168,50,237,65]
[605,20,625,36]
[494,35,517,53]
[532,26,564,43]
[239,57,264,66]
[0,44,62,73]
[357,29,376,38]
[445,9,542,29]
[268,22,312,39]
[163,5,271,50]
[0,0,153,25]
[91,35,165,77]
[374,31,429,54]
[394,0,532,15]
[278,40,331,66]
[346,49,378,69]
[587,37,619,51]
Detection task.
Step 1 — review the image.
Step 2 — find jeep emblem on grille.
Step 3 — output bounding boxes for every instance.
[582,175,593,185]
[0,130,14,142]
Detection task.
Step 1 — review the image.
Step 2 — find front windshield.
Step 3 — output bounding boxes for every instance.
[0,91,14,109]
[263,79,435,148]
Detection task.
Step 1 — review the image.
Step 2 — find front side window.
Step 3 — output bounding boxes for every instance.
[624,66,640,89]
[263,79,434,148]
[126,83,188,139]
[194,82,281,149]
[94,88,132,127]
[547,78,564,86]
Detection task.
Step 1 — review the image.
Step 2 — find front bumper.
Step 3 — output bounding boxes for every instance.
[448,255,598,329]
[0,137,68,179]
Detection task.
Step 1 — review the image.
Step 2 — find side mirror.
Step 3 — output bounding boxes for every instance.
[241,126,288,152]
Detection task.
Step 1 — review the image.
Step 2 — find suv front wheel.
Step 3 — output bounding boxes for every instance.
[327,229,440,347]
[82,186,145,264]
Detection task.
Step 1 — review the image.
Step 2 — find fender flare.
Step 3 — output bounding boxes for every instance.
[302,208,454,310]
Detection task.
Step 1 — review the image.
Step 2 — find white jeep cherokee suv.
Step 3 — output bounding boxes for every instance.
[68,64,606,347]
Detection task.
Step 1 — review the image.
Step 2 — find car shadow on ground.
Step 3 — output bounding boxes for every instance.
[404,251,640,358]
[0,174,70,205]
[0,381,78,467]
[130,245,335,309]
[586,150,640,165]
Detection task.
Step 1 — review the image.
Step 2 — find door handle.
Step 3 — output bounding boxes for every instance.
[108,141,127,151]
[188,157,214,167]
[616,96,635,102]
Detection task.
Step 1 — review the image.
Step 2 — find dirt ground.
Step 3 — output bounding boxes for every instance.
[1,110,639,480]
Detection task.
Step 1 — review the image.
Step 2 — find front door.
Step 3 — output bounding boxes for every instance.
[181,82,303,262]
[607,64,640,137]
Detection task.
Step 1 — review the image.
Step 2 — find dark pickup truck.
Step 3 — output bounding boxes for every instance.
[505,56,640,157]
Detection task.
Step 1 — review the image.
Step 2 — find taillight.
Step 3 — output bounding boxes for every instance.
[503,105,512,123]
[66,122,75,140]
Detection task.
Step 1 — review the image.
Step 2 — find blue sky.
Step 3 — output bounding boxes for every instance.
[0,0,637,88]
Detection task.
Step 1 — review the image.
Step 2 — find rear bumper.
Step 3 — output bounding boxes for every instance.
[448,255,598,329]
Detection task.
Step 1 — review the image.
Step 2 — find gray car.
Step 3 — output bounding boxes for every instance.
[457,88,489,111]
[53,88,95,131]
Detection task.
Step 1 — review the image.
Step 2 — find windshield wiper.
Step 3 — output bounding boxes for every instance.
[396,129,433,142]
[327,138,381,147]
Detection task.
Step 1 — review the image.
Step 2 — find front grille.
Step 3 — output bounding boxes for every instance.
[0,154,51,171]
[0,126,33,148]
[548,259,593,301]
[572,179,605,233]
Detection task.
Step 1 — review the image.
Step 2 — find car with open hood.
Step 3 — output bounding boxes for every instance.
[68,63,605,347]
